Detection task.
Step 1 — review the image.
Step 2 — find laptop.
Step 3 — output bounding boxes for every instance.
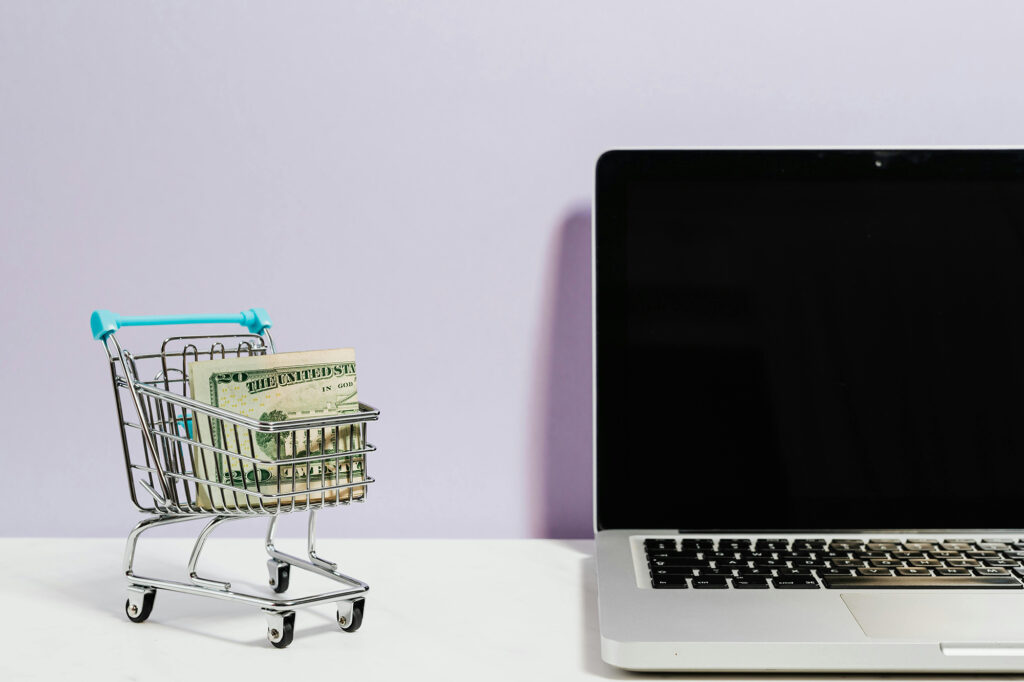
[593,149,1024,672]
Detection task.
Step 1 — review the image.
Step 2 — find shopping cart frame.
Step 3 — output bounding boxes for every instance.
[92,308,378,647]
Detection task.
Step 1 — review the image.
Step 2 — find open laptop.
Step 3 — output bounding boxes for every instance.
[594,149,1024,672]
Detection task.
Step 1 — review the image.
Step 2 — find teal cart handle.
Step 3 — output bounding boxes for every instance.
[90,308,272,340]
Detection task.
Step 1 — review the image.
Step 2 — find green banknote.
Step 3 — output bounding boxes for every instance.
[186,348,365,510]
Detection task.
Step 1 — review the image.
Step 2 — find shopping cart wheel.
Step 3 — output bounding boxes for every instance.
[338,598,364,633]
[268,559,290,594]
[267,611,295,649]
[125,587,155,623]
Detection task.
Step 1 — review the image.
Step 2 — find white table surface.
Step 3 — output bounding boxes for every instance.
[0,536,991,681]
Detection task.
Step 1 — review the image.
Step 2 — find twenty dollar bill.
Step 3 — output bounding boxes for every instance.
[186,348,365,510]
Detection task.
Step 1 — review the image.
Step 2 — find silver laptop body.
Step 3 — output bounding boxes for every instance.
[594,149,1024,672]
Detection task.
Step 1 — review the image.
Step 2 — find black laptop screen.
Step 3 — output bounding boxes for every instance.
[595,150,1024,531]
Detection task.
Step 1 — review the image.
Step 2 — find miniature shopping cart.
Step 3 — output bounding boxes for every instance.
[91,308,378,648]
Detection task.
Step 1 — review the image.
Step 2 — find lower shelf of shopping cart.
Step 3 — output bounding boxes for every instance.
[124,510,368,648]
[125,584,365,648]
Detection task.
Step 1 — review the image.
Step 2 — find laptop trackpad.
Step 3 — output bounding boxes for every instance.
[843,594,1024,641]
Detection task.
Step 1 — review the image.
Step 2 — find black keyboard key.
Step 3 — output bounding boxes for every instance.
[715,546,745,553]
[646,550,701,560]
[892,552,925,560]
[1014,567,1024,578]
[909,559,942,567]
[896,567,932,576]
[645,539,676,549]
[832,558,864,568]
[941,542,972,551]
[681,539,714,549]
[829,543,863,552]
[692,577,728,589]
[778,568,812,576]
[652,577,689,588]
[936,568,971,576]
[773,577,819,589]
[717,539,751,549]
[857,567,892,576]
[978,543,1011,551]
[975,567,1011,576]
[737,568,773,576]
[754,560,788,568]
[650,567,695,577]
[984,559,1019,568]
[867,543,901,551]
[904,542,938,550]
[967,551,999,558]
[696,568,736,576]
[823,575,1021,589]
[649,559,709,568]
[855,552,888,559]
[791,560,828,569]
[715,560,749,568]
[644,552,680,561]
[869,559,902,568]
[819,568,854,575]
[946,559,980,568]
[929,551,962,559]
[733,577,769,589]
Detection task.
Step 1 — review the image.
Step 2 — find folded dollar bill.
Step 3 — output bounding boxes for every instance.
[186,348,365,511]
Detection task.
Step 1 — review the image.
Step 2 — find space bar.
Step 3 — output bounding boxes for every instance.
[822,576,1022,589]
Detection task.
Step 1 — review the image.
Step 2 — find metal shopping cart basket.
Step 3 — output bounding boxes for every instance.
[91,308,378,648]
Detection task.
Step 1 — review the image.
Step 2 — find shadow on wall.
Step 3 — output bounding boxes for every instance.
[537,207,593,538]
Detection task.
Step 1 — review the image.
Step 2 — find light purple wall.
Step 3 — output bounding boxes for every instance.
[3,1,1024,537]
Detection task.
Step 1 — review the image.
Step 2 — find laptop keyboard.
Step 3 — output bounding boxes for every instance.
[646,537,1024,589]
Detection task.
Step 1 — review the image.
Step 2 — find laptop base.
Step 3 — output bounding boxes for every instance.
[597,530,1024,672]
